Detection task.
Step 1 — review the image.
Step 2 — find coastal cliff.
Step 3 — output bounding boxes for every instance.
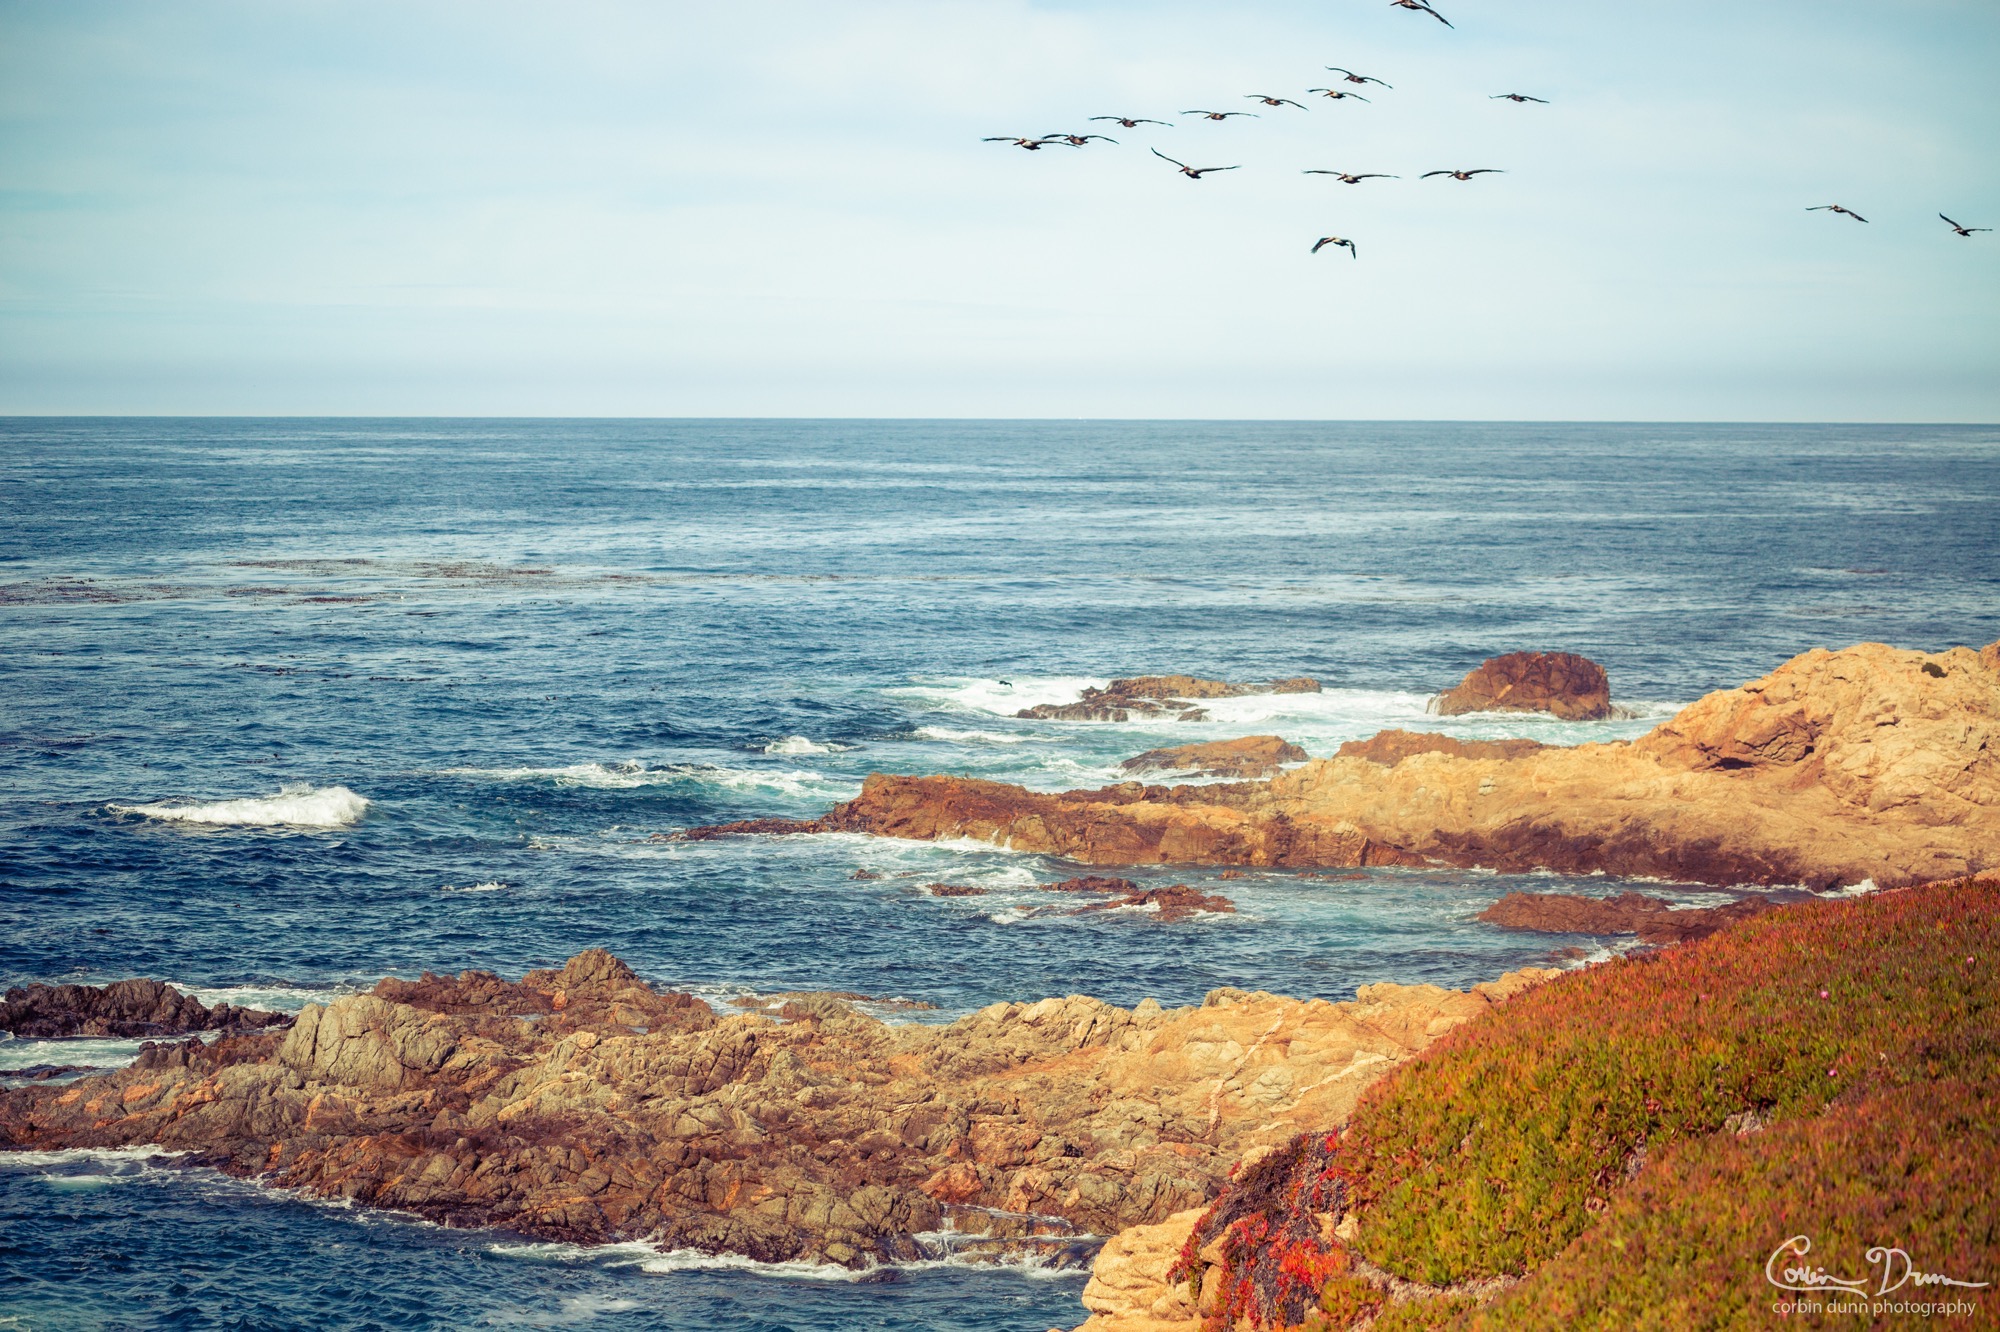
[709,641,2000,889]
[0,951,1553,1270]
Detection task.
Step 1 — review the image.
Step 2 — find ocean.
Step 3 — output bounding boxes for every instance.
[2,418,1996,1330]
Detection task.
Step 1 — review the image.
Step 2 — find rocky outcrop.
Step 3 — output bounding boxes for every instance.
[1121,737,1308,780]
[702,642,2000,890]
[1430,652,1613,721]
[1072,886,1236,923]
[1476,891,1784,945]
[0,950,1551,1271]
[1333,730,1545,766]
[0,979,293,1040]
[1019,677,1320,723]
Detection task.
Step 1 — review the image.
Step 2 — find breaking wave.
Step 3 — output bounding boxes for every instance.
[440,762,857,799]
[109,784,370,828]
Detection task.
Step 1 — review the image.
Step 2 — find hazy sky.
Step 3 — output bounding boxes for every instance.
[1,0,1995,418]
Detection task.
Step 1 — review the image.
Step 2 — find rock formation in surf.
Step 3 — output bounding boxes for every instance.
[1476,890,1785,946]
[1018,676,1319,723]
[687,641,2000,890]
[0,979,293,1040]
[0,950,1552,1270]
[1121,736,1308,780]
[1430,650,1614,721]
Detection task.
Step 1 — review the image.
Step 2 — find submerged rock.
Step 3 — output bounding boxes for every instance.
[0,949,1551,1271]
[1430,651,1614,721]
[1018,676,1319,723]
[0,978,292,1040]
[1121,736,1308,780]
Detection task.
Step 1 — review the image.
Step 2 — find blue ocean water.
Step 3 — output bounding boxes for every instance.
[2,418,1996,1330]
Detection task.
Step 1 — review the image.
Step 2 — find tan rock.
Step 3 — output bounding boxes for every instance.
[1431,651,1613,721]
[744,642,1998,889]
[1121,736,1309,780]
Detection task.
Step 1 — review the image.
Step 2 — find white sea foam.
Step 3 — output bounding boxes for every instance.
[0,1035,170,1073]
[761,736,851,755]
[889,676,1108,718]
[442,761,856,800]
[910,725,1040,745]
[443,880,510,893]
[177,982,346,1014]
[0,1146,184,1170]
[109,783,369,828]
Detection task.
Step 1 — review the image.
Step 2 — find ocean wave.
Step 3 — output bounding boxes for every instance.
[889,677,1109,718]
[0,1032,213,1073]
[109,783,369,828]
[910,725,1041,745]
[761,736,853,755]
[441,762,855,799]
[178,982,346,1014]
[442,880,510,893]
[0,1145,185,1170]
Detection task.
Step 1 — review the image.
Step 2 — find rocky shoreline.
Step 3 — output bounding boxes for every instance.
[0,949,1555,1272]
[6,638,1993,1329]
[687,640,1999,890]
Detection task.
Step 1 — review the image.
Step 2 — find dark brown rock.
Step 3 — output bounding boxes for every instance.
[0,978,293,1040]
[1038,876,1142,894]
[1121,736,1308,780]
[1477,891,1782,945]
[1431,652,1614,721]
[1070,886,1236,923]
[926,883,987,897]
[1335,729,1547,766]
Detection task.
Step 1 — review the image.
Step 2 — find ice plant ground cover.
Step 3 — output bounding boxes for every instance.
[1177,872,2000,1330]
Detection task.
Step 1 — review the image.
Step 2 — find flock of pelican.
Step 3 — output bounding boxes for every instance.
[983,1,1988,260]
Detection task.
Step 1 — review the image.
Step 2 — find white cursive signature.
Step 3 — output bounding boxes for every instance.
[1766,1236,1990,1296]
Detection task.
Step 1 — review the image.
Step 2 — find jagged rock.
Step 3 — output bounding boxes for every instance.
[1040,876,1142,894]
[1070,886,1236,923]
[1018,676,1320,723]
[1431,652,1614,721]
[713,642,1999,890]
[0,952,1551,1271]
[1477,891,1783,945]
[0,978,292,1040]
[1335,729,1545,766]
[1121,737,1308,779]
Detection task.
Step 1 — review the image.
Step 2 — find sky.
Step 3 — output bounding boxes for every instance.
[0,0,1995,419]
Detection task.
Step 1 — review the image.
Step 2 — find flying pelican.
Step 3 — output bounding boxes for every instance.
[983,136,1071,151]
[1304,170,1398,184]
[1246,94,1308,109]
[1312,236,1358,258]
[1492,93,1548,103]
[1422,168,1503,180]
[1808,204,1868,223]
[1151,148,1241,180]
[1090,116,1171,128]
[1390,0,1453,27]
[1325,67,1393,88]
[1939,214,1990,237]
[1183,109,1259,121]
[1307,89,1372,102]
[1043,133,1118,146]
